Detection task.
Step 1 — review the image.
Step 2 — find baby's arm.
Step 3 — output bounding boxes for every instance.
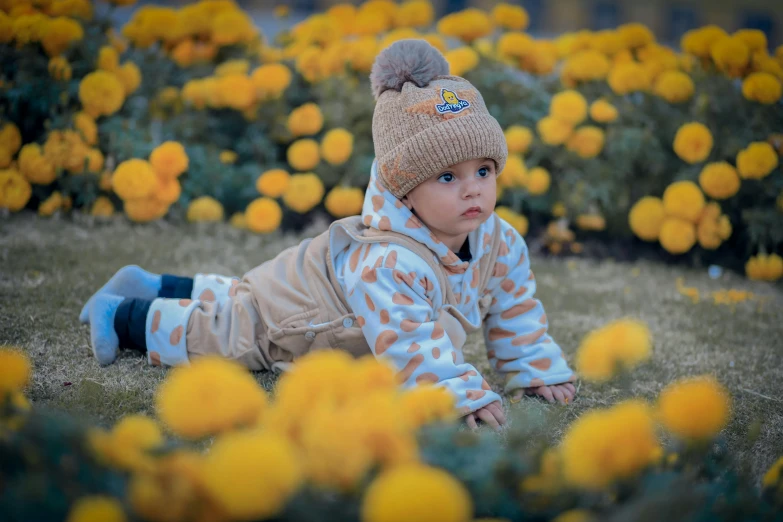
[344,243,501,416]
[483,221,576,397]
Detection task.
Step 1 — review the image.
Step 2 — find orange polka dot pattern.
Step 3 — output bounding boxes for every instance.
[331,162,574,415]
[144,273,240,367]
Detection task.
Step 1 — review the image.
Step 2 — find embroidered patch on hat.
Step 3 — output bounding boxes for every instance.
[435,88,470,114]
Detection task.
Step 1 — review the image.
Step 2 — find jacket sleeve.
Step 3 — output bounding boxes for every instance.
[483,223,576,393]
[345,243,502,415]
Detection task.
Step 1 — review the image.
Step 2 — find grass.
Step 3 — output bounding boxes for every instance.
[1,212,782,483]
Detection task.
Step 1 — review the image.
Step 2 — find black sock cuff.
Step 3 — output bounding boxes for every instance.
[114,298,152,354]
[159,275,194,299]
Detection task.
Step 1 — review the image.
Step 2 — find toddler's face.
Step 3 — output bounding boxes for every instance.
[401,157,497,248]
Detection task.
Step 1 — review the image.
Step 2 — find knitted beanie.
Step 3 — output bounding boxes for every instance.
[369,39,508,198]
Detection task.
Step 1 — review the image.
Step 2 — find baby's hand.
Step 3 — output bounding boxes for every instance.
[464,400,506,431]
[512,383,576,405]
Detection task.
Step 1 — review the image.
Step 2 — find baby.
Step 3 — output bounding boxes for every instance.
[80,40,576,429]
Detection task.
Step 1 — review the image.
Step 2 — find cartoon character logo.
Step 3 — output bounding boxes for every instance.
[435,88,470,114]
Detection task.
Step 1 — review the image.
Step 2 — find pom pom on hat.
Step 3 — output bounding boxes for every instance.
[370,39,450,100]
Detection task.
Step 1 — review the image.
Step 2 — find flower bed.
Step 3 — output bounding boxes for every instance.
[0,0,781,280]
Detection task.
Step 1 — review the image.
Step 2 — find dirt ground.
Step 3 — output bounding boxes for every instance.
[1,212,782,483]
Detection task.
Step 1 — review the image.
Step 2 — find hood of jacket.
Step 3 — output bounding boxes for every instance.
[360,159,474,275]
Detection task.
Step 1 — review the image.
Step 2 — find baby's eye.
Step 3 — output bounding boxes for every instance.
[438,173,455,183]
[477,167,490,178]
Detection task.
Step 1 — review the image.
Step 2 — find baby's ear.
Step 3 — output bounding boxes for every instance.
[400,196,414,211]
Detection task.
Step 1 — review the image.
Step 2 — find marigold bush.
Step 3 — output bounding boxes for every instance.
[1,0,780,276]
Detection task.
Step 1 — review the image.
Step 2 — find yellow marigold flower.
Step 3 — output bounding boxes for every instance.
[170,38,195,67]
[362,463,472,522]
[378,28,421,51]
[354,6,391,36]
[345,36,380,72]
[742,72,782,104]
[745,253,783,281]
[112,159,157,200]
[653,70,695,103]
[560,400,661,489]
[437,8,493,43]
[394,0,434,28]
[551,202,567,218]
[551,90,587,125]
[589,99,618,123]
[155,176,181,205]
[575,213,605,231]
[618,22,654,49]
[698,162,740,200]
[48,0,93,19]
[287,103,323,138]
[657,376,731,441]
[629,196,665,241]
[607,61,650,95]
[201,430,302,520]
[495,206,528,236]
[763,456,783,489]
[211,9,256,46]
[566,126,605,159]
[40,16,84,57]
[504,125,533,154]
[229,211,246,229]
[733,29,767,52]
[696,203,729,250]
[215,74,256,111]
[0,147,9,169]
[249,63,292,101]
[422,33,446,53]
[215,59,250,77]
[18,144,56,185]
[65,496,126,522]
[519,40,559,75]
[560,49,611,86]
[710,36,750,78]
[491,3,528,31]
[149,141,188,179]
[295,46,324,83]
[38,191,65,216]
[0,12,13,44]
[324,186,363,218]
[444,46,479,77]
[219,150,237,164]
[91,196,114,217]
[115,61,141,96]
[681,25,728,58]
[73,111,97,146]
[498,154,527,188]
[123,198,168,222]
[97,46,119,72]
[399,385,457,428]
[659,218,696,254]
[750,53,783,82]
[256,168,290,198]
[526,167,550,195]
[0,122,21,155]
[186,196,224,222]
[79,71,125,118]
[0,346,31,394]
[155,357,267,438]
[287,139,320,171]
[282,172,324,213]
[245,197,282,234]
[321,128,354,166]
[537,116,573,146]
[673,122,713,164]
[664,181,707,223]
[48,56,72,81]
[298,406,374,491]
[736,142,778,179]
[589,29,623,56]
